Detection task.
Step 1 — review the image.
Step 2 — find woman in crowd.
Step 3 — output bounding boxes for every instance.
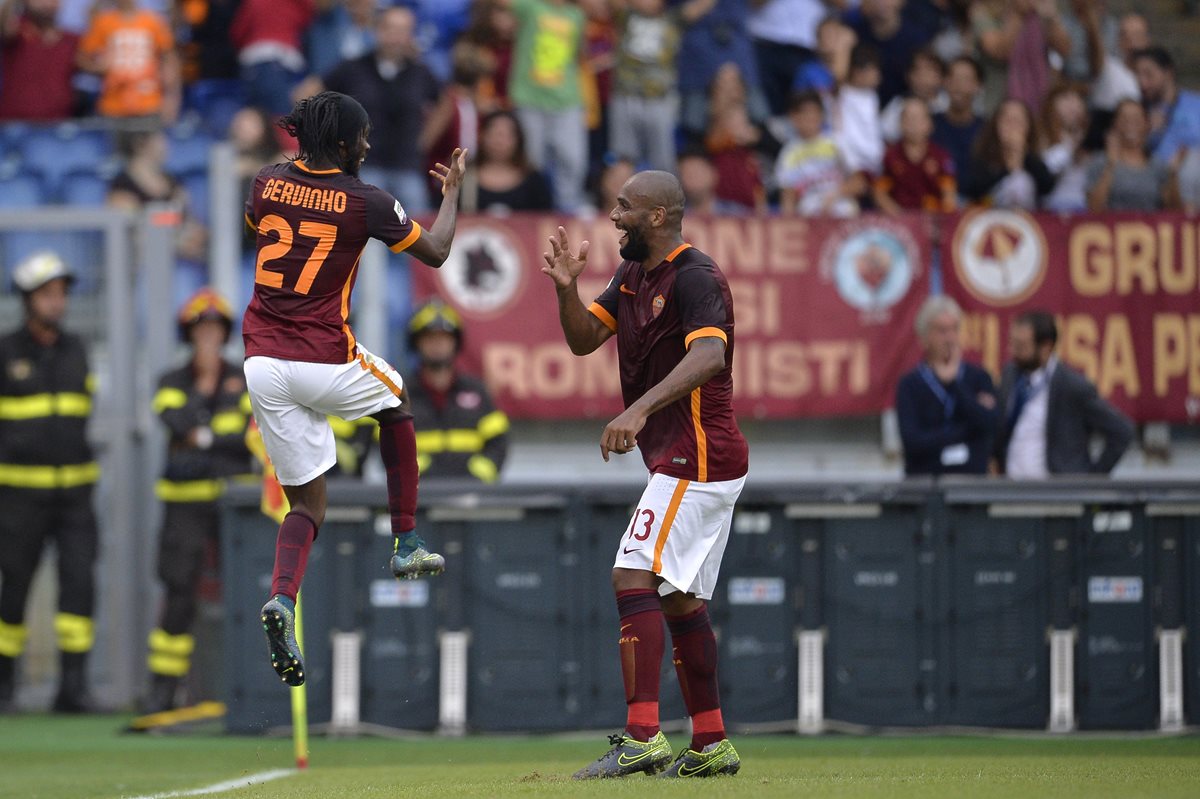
[1086,99,1181,212]
[961,99,1054,209]
[108,128,206,261]
[464,110,553,213]
[1039,84,1092,212]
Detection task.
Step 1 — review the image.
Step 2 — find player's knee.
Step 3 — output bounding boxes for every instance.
[611,567,657,594]
[661,591,703,617]
[373,405,412,427]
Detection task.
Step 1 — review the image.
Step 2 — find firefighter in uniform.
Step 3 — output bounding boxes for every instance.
[405,301,509,482]
[140,289,253,713]
[0,252,100,713]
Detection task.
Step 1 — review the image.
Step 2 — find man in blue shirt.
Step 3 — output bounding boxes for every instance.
[1133,46,1200,163]
[895,296,998,476]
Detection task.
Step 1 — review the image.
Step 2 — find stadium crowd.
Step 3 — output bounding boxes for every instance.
[1,0,1198,218]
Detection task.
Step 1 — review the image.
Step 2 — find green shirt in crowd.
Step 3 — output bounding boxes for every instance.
[509,0,585,111]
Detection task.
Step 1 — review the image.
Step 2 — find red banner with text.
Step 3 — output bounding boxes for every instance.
[942,210,1200,423]
[411,214,932,420]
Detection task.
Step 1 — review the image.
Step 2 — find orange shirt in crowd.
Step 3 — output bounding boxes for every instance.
[79,10,173,117]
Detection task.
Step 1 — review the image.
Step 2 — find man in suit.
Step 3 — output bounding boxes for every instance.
[995,310,1134,477]
[895,296,997,476]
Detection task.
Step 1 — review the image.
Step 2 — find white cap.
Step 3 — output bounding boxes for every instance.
[13,251,74,293]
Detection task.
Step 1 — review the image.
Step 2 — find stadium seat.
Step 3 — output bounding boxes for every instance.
[60,170,112,206]
[0,173,48,208]
[165,129,213,175]
[17,125,112,195]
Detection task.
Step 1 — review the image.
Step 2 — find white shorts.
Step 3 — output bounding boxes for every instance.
[613,472,746,600]
[244,345,404,485]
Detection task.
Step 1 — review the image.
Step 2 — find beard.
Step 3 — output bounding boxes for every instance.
[618,226,651,262]
[1014,354,1041,373]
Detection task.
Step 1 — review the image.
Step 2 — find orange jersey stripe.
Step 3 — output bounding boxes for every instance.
[358,353,403,397]
[684,326,727,349]
[690,387,708,481]
[588,302,617,332]
[389,221,423,253]
[665,243,692,262]
[341,250,363,361]
[652,479,690,573]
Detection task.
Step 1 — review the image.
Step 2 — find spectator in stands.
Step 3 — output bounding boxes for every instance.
[422,42,495,191]
[1132,46,1200,165]
[77,0,179,122]
[842,0,934,108]
[301,6,440,214]
[971,0,1070,113]
[1056,0,1114,87]
[896,296,996,476]
[596,156,635,214]
[775,90,858,217]
[180,0,242,132]
[932,55,984,181]
[747,0,825,116]
[1086,99,1181,212]
[874,98,956,213]
[880,47,946,143]
[995,310,1133,477]
[703,61,768,215]
[462,0,516,109]
[608,0,714,173]
[463,110,553,213]
[831,43,884,187]
[306,0,376,78]
[108,129,206,261]
[505,0,589,212]
[793,16,855,100]
[1177,147,1200,213]
[0,0,78,121]
[229,106,287,199]
[1040,85,1092,212]
[405,301,509,483]
[961,99,1053,210]
[927,0,972,63]
[677,0,766,138]
[1086,11,1147,137]
[231,0,314,117]
[678,147,748,215]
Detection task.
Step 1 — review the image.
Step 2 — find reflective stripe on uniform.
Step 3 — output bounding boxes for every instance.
[467,454,499,483]
[0,392,92,419]
[477,410,510,441]
[416,453,432,474]
[415,429,484,453]
[147,629,194,676]
[54,613,94,654]
[156,479,224,503]
[210,410,246,436]
[239,392,254,415]
[152,387,189,414]
[0,620,28,657]
[0,462,100,488]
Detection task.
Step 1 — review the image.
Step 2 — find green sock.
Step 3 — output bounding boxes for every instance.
[393,531,425,559]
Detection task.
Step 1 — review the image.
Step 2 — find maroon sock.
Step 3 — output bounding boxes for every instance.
[667,604,725,750]
[616,589,664,742]
[270,511,317,602]
[378,415,418,534]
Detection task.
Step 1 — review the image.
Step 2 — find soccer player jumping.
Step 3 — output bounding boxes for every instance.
[543,171,749,778]
[242,92,466,687]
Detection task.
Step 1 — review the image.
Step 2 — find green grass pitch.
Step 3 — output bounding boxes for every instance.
[5,714,1200,798]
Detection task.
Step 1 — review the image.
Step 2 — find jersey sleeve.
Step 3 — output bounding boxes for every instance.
[364,184,423,253]
[674,262,730,350]
[587,265,624,333]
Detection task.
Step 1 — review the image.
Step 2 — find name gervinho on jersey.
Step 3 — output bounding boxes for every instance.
[260,178,348,214]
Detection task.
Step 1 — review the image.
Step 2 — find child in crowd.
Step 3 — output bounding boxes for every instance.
[775,90,858,217]
[880,48,948,143]
[830,43,883,205]
[874,97,957,214]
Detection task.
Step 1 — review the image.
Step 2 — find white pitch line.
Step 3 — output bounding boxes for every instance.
[124,768,296,799]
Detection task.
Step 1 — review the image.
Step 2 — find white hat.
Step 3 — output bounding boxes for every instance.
[13,251,74,293]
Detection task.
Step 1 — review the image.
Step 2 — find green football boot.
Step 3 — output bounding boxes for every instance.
[389,533,445,580]
[573,732,673,779]
[260,595,305,686]
[658,738,741,778]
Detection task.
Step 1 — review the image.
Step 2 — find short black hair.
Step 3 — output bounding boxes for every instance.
[1015,310,1058,347]
[907,47,945,76]
[1131,45,1175,72]
[787,90,825,115]
[948,55,985,84]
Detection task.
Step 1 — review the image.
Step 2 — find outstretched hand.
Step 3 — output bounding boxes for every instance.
[429,148,468,196]
[541,225,590,289]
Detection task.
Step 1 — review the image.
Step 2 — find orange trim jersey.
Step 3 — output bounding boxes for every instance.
[242,161,422,364]
[589,244,748,482]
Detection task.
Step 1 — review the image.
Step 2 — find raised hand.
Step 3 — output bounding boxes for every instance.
[541,225,590,289]
[429,148,468,196]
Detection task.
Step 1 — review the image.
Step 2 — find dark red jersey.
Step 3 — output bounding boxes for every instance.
[588,244,748,482]
[242,160,423,364]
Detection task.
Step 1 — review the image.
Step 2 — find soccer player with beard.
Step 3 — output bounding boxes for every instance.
[542,171,748,779]
[243,91,466,687]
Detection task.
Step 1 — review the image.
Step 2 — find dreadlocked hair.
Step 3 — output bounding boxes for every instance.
[278,92,344,167]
